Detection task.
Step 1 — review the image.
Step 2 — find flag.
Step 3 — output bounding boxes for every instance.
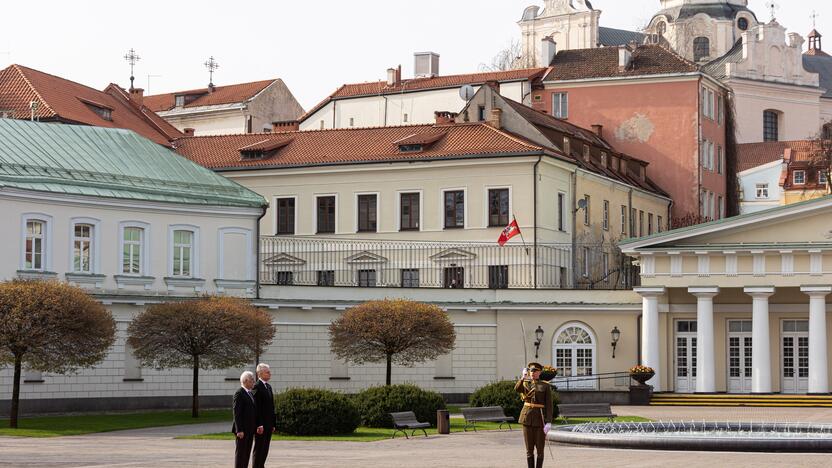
[498,219,521,246]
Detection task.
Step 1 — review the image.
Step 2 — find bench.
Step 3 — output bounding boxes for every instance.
[557,403,617,422]
[461,406,514,432]
[389,411,430,439]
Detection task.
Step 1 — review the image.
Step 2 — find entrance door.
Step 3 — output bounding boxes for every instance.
[675,320,697,393]
[552,323,597,390]
[727,320,753,393]
[782,320,809,394]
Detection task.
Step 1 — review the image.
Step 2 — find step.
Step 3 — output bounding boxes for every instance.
[650,402,832,407]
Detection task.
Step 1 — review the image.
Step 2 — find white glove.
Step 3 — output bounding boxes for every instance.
[543,423,552,435]
[522,368,529,379]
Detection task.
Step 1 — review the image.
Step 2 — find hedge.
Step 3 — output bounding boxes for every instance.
[274,388,361,435]
[354,384,446,428]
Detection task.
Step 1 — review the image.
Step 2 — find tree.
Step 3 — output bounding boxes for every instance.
[808,122,832,196]
[0,280,116,428]
[127,296,275,417]
[329,299,456,386]
[480,39,528,72]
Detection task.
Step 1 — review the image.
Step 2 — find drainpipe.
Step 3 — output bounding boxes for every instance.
[533,155,543,289]
[697,77,703,219]
[332,100,337,129]
[383,96,389,126]
[570,169,578,288]
[255,208,267,300]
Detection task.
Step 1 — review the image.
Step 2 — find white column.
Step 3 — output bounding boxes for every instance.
[690,287,719,393]
[802,286,831,394]
[636,287,666,392]
[745,287,775,394]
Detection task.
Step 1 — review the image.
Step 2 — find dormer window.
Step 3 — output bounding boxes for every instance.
[237,138,294,162]
[175,95,185,107]
[563,137,571,155]
[79,98,114,122]
[399,144,423,153]
[394,131,446,154]
[583,144,590,162]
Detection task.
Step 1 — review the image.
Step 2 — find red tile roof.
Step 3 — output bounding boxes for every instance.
[301,68,547,122]
[543,45,699,81]
[144,79,276,112]
[736,140,821,172]
[0,64,181,146]
[173,124,545,170]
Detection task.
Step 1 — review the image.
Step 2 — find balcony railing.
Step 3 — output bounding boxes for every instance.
[260,237,639,290]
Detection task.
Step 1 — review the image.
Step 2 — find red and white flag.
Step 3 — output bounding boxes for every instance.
[498,219,521,246]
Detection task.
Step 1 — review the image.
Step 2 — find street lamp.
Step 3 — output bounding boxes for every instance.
[534,326,544,358]
[611,326,621,359]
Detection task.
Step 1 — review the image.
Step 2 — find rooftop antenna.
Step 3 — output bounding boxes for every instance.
[146,74,162,94]
[204,56,219,91]
[124,48,141,91]
[765,1,779,22]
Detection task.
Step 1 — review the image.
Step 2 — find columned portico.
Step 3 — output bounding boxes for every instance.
[635,287,665,392]
[689,287,719,393]
[744,287,775,394]
[802,286,831,394]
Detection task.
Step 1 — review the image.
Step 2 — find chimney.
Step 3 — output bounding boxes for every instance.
[183,128,195,136]
[414,52,440,78]
[272,120,300,132]
[387,68,397,86]
[591,124,603,138]
[208,83,215,94]
[129,87,144,107]
[434,111,458,125]
[487,107,503,130]
[540,37,557,66]
[484,80,501,93]
[618,47,633,70]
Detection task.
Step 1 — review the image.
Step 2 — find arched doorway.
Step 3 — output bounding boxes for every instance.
[552,322,597,390]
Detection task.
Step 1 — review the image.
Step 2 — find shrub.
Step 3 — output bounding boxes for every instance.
[354,384,446,428]
[274,388,360,436]
[469,380,560,421]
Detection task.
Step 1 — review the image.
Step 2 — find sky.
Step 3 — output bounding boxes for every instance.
[0,1,827,110]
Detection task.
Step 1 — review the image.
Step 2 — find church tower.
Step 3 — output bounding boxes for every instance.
[518,1,601,67]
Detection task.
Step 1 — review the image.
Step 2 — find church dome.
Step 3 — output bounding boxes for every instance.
[652,2,757,23]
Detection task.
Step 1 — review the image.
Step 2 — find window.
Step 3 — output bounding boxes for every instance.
[349,117,354,127]
[824,123,832,140]
[25,220,45,270]
[701,87,714,119]
[820,171,829,185]
[630,208,637,236]
[320,120,325,130]
[718,196,724,220]
[553,93,568,119]
[639,210,644,237]
[316,196,336,234]
[764,110,779,142]
[276,197,295,235]
[583,195,590,226]
[582,247,591,277]
[738,17,749,31]
[657,215,664,233]
[709,192,715,220]
[400,193,420,231]
[557,193,566,232]
[122,227,144,275]
[357,194,377,232]
[398,144,423,153]
[317,270,335,286]
[563,137,571,155]
[85,104,112,121]
[620,205,627,235]
[793,170,806,185]
[717,95,724,124]
[401,269,420,288]
[708,141,715,170]
[717,145,724,174]
[477,106,486,121]
[552,323,597,390]
[358,269,376,287]
[582,144,590,161]
[602,200,609,231]
[693,37,710,62]
[657,21,666,36]
[444,267,464,289]
[403,113,409,123]
[175,95,185,107]
[488,265,509,289]
[275,271,294,285]
[488,188,510,227]
[648,213,654,235]
[172,230,194,277]
[601,252,610,278]
[72,224,94,273]
[756,183,769,199]
[444,190,465,229]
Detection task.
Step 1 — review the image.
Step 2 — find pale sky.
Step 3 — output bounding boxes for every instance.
[0,1,827,109]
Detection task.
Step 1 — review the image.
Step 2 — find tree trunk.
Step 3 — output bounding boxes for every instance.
[192,355,200,418]
[10,356,22,428]
[385,353,392,386]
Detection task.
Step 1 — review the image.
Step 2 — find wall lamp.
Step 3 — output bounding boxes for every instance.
[611,326,621,359]
[534,326,544,358]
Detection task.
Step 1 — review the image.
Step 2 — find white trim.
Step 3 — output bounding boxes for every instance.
[314,193,339,234]
[68,217,101,274]
[272,195,297,235]
[483,185,513,229]
[118,221,151,276]
[737,159,783,177]
[395,189,424,232]
[440,187,468,230]
[168,224,200,278]
[20,213,53,272]
[354,191,380,233]
[217,227,255,281]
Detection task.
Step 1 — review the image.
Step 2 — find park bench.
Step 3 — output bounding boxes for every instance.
[461,406,514,432]
[389,411,430,439]
[557,403,617,422]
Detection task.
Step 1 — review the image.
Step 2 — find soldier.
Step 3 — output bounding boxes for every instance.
[515,362,554,468]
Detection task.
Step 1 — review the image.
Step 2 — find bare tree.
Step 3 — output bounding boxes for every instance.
[329,299,456,386]
[0,280,116,428]
[808,122,832,196]
[127,296,275,417]
[480,39,528,72]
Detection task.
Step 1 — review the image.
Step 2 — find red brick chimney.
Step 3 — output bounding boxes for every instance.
[183,128,195,137]
[272,120,300,132]
[129,88,144,107]
[434,111,458,125]
[591,124,604,138]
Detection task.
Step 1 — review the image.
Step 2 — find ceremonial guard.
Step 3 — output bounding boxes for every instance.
[515,362,554,468]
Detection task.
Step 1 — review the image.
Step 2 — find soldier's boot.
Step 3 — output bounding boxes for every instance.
[536,455,545,468]
[527,455,535,468]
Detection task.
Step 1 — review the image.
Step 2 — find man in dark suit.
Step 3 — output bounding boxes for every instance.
[232,371,257,468]
[252,363,276,468]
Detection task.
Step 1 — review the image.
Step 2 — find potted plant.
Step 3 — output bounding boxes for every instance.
[539,365,558,382]
[629,365,655,385]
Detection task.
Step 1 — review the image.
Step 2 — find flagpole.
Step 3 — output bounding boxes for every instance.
[513,215,530,256]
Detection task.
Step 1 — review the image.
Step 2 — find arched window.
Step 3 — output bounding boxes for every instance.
[822,123,832,140]
[657,21,666,36]
[764,110,781,142]
[738,17,749,31]
[693,37,710,62]
[552,323,597,390]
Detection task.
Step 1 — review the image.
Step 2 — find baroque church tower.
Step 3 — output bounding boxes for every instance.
[518,1,602,67]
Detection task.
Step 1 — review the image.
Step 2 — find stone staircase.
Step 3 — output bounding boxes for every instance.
[650,393,832,407]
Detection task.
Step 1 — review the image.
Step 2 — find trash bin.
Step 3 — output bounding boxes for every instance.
[437,409,450,434]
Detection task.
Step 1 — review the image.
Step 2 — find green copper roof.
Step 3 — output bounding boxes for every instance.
[0,119,266,208]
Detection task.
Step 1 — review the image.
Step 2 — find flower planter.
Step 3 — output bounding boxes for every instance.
[539,370,557,382]
[630,371,655,386]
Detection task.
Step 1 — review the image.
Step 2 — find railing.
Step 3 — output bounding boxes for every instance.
[550,372,634,391]
[260,237,639,290]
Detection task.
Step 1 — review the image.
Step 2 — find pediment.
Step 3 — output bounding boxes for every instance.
[263,253,306,266]
[430,248,478,263]
[345,251,388,264]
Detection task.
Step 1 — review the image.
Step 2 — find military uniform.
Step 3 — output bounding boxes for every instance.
[515,362,553,468]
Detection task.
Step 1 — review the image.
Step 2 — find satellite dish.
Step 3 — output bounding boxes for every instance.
[577,198,588,210]
[460,85,475,101]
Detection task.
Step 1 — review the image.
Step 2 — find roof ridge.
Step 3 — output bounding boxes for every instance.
[11,64,58,117]
[480,124,544,151]
[176,123,441,140]
[144,78,276,98]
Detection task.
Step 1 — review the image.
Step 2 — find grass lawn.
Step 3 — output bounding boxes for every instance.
[0,409,231,438]
[179,416,651,443]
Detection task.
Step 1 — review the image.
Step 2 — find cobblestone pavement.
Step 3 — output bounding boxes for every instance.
[2,407,832,468]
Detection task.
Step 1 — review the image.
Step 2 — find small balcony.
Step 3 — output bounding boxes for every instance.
[260,237,639,290]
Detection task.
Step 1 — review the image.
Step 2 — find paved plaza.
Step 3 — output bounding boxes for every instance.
[3,407,832,468]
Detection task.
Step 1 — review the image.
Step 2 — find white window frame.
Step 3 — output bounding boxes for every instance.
[553,92,568,119]
[118,221,151,276]
[552,322,598,390]
[583,195,591,226]
[395,189,423,232]
[20,213,53,271]
[483,185,513,229]
[354,191,381,233]
[620,205,627,236]
[440,187,468,230]
[168,225,200,278]
[756,183,769,199]
[272,195,298,236]
[820,172,829,185]
[217,227,255,281]
[68,217,101,274]
[314,193,339,234]
[582,246,591,277]
[793,170,806,185]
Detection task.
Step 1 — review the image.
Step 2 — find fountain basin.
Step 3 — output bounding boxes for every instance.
[548,422,832,452]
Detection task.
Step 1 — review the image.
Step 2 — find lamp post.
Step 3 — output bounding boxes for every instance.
[611,326,621,359]
[533,326,544,359]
